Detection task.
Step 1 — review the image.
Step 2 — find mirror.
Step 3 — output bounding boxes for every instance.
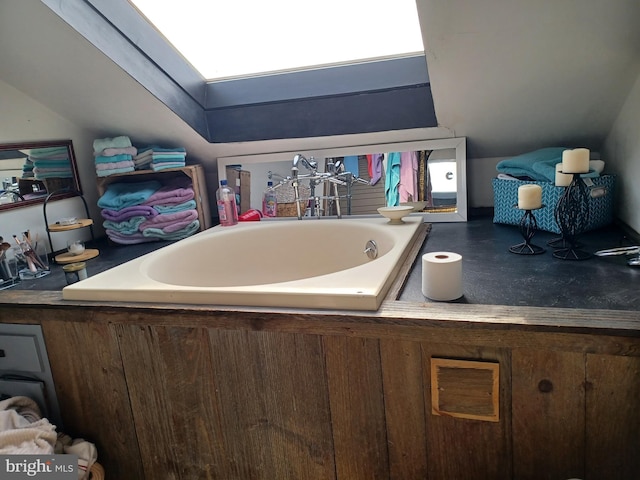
[0,140,81,211]
[218,137,467,222]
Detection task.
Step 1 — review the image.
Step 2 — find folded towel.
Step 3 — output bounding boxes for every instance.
[496,148,567,182]
[95,146,138,157]
[142,220,200,240]
[95,160,135,171]
[142,186,195,206]
[154,199,197,213]
[137,145,186,155]
[93,136,132,153]
[106,229,159,245]
[101,205,158,222]
[27,147,68,159]
[96,166,136,177]
[32,159,70,168]
[103,215,147,234]
[139,210,198,232]
[95,154,134,164]
[97,180,162,210]
[151,162,186,171]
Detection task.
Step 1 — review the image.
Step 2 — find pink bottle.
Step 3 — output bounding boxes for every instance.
[216,179,238,226]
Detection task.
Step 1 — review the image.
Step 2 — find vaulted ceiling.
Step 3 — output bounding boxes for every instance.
[1,0,639,160]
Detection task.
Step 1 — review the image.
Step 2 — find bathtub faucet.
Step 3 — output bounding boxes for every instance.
[292,154,317,172]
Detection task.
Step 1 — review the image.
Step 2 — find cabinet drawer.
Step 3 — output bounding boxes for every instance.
[0,334,43,373]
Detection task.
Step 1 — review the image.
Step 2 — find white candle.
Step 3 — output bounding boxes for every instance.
[562,148,590,174]
[518,184,542,210]
[555,163,573,187]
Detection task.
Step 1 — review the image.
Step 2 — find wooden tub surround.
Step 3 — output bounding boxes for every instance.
[1,226,640,479]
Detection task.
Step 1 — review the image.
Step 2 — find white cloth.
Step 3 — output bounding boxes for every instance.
[0,396,56,454]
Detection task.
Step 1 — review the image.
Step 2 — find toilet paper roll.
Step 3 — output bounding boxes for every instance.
[422,252,463,301]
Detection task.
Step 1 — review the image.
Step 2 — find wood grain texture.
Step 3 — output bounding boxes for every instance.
[324,336,389,479]
[512,348,585,480]
[380,339,429,479]
[41,319,144,479]
[206,329,336,480]
[586,354,640,479]
[423,344,512,480]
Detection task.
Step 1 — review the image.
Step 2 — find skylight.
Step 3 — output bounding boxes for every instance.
[128,0,425,80]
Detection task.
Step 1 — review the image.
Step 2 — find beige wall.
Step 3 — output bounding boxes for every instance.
[604,71,640,232]
[0,79,101,252]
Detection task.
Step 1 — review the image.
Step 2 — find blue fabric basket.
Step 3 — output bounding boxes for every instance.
[492,175,615,234]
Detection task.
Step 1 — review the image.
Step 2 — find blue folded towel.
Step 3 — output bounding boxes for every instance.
[97,180,162,210]
[496,148,566,182]
[142,220,200,240]
[153,199,197,213]
[95,154,134,164]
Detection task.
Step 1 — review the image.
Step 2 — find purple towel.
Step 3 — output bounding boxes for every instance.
[140,210,198,233]
[101,205,158,222]
[142,187,195,206]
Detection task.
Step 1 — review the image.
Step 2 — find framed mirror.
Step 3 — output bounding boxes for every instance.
[0,140,81,211]
[218,137,467,222]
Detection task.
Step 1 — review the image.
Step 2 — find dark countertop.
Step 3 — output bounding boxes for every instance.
[9,216,640,312]
[400,217,640,311]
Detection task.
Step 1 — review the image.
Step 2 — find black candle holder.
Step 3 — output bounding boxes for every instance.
[509,206,546,255]
[552,173,591,260]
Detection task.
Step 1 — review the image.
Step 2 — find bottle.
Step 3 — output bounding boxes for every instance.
[216,179,238,226]
[262,181,278,217]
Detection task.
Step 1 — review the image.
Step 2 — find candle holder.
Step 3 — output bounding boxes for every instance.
[552,173,591,260]
[509,205,546,255]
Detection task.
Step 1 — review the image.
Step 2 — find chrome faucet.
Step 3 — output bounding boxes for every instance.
[289,154,368,219]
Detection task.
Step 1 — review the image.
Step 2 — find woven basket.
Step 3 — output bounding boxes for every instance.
[89,462,105,479]
[277,201,307,217]
[43,177,74,193]
[275,183,310,217]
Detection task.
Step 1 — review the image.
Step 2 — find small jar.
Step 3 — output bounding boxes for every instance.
[63,262,87,285]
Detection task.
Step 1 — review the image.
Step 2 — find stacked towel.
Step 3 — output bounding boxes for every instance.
[134,146,187,171]
[21,157,34,178]
[98,178,199,244]
[496,147,600,182]
[29,146,72,180]
[94,137,136,177]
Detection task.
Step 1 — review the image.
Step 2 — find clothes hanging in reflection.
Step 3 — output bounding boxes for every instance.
[384,152,401,206]
[399,151,418,203]
[368,153,384,186]
[342,156,359,178]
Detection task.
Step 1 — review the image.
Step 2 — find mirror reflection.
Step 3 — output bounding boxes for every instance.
[0,140,81,210]
[218,137,467,222]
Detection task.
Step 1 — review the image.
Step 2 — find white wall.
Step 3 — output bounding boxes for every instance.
[0,79,101,253]
[604,72,640,232]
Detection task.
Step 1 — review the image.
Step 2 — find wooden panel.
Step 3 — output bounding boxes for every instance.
[431,358,499,422]
[586,354,640,480]
[512,348,585,480]
[41,320,144,479]
[117,325,222,479]
[324,336,389,479]
[380,339,428,479]
[207,329,336,480]
[423,344,512,480]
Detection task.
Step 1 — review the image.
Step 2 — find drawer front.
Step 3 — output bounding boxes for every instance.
[0,334,43,373]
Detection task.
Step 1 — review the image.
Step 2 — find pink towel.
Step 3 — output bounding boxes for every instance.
[139,210,198,233]
[399,151,418,202]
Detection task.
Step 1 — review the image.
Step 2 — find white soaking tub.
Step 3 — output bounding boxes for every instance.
[63,216,424,310]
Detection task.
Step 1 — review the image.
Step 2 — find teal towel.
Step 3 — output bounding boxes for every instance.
[95,154,133,164]
[93,136,132,153]
[97,180,162,210]
[142,220,200,240]
[384,152,401,206]
[103,216,146,234]
[496,148,566,182]
[154,200,197,213]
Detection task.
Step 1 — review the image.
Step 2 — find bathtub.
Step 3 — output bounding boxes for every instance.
[62,216,424,310]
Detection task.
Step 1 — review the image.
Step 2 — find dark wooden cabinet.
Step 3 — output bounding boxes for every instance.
[3,302,639,480]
